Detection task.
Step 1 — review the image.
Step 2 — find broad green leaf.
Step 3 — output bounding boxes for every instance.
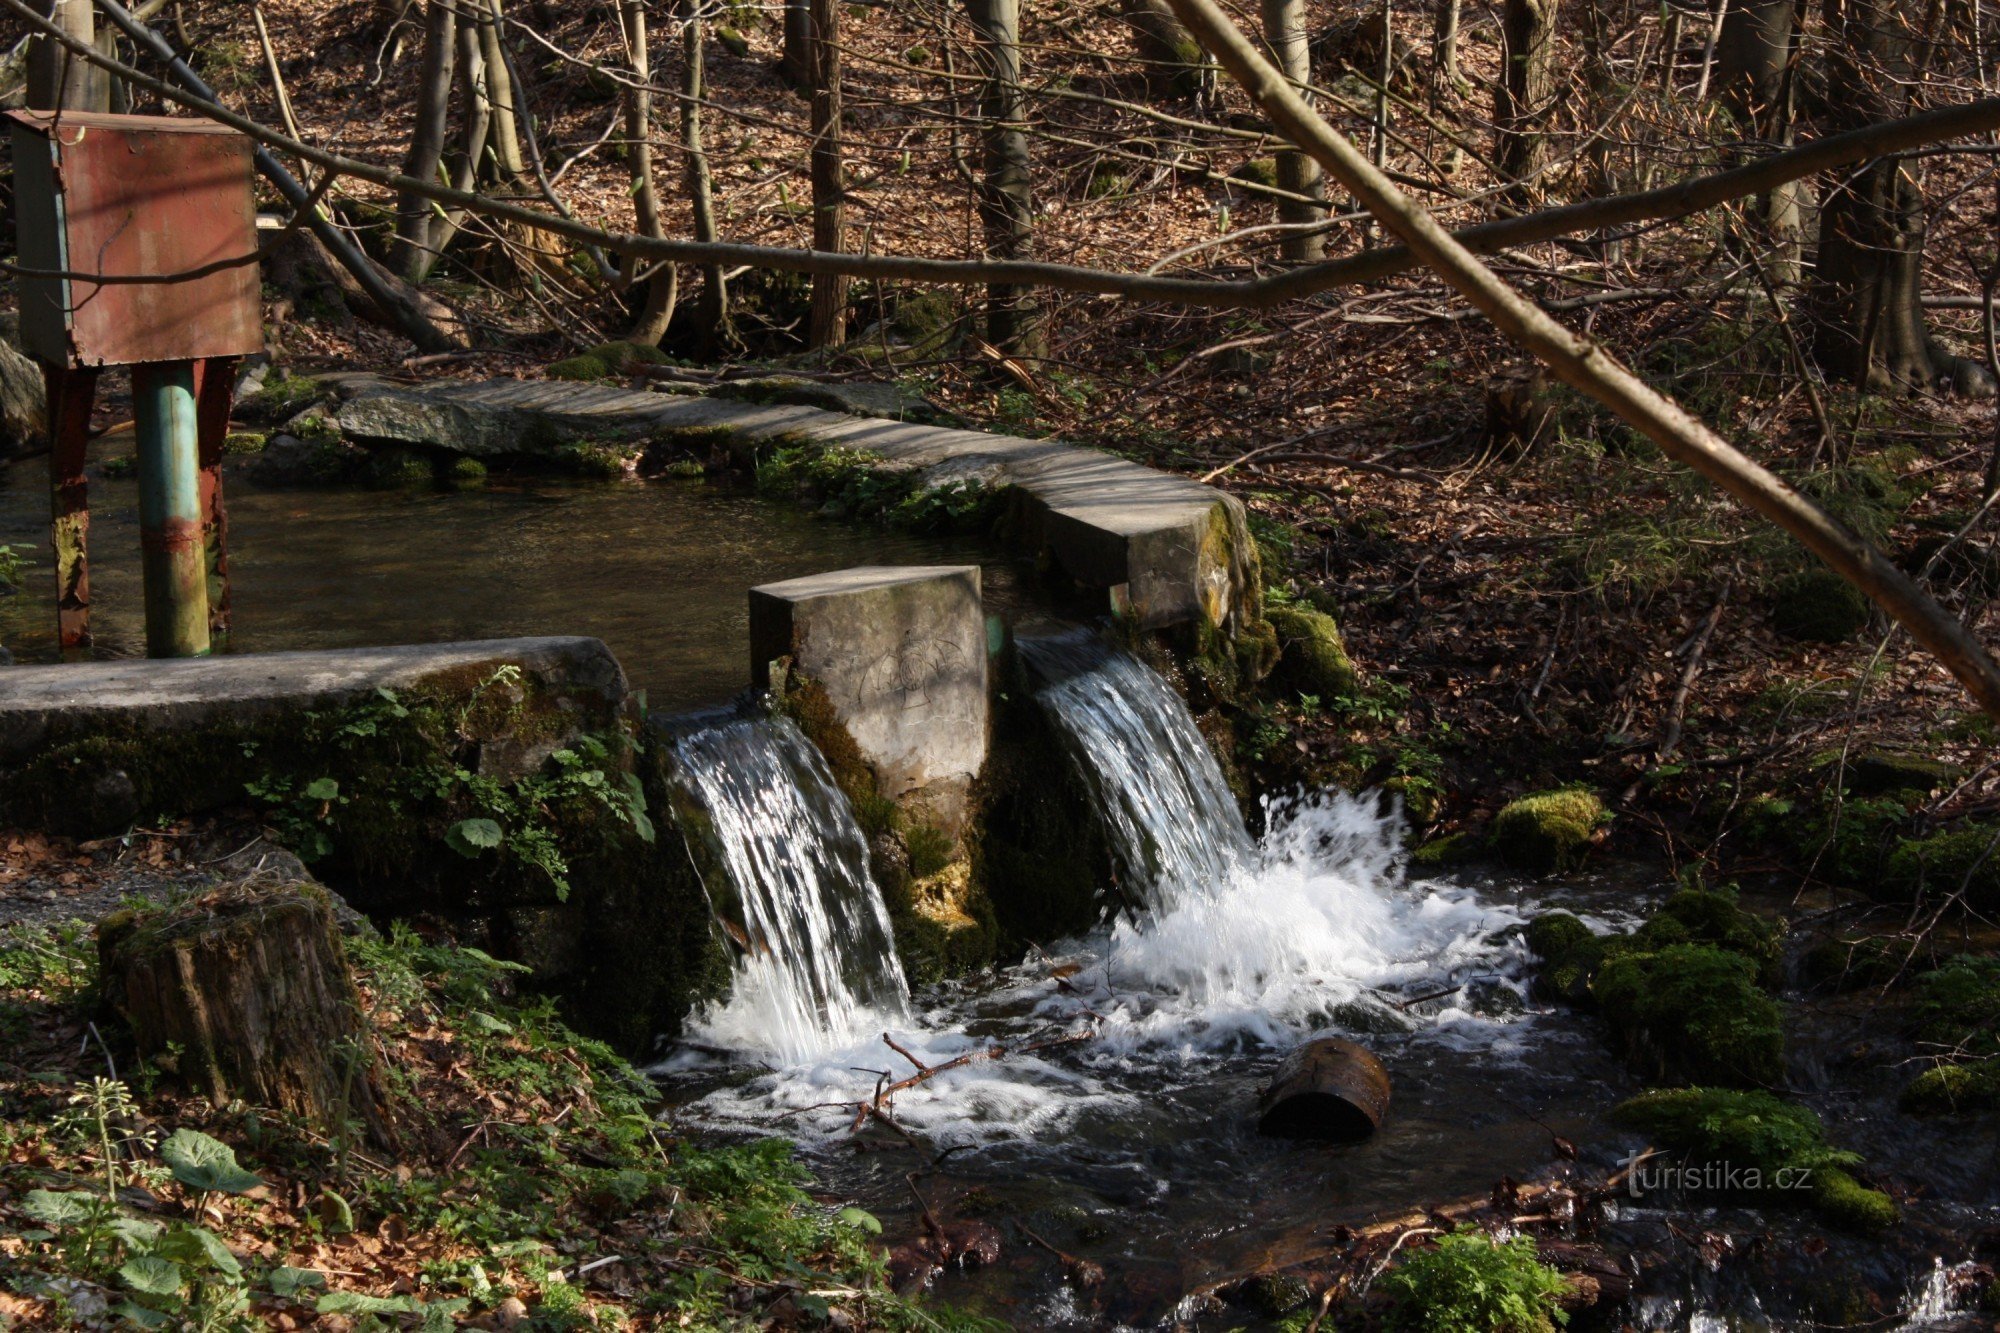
[109,1216,165,1247]
[466,1010,513,1035]
[837,1206,883,1235]
[153,1224,243,1278]
[118,1256,183,1297]
[445,817,504,857]
[112,1301,172,1329]
[267,1266,327,1298]
[21,1189,99,1226]
[304,777,340,801]
[160,1128,264,1195]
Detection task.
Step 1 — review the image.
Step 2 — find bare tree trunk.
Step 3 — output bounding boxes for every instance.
[1809,0,1940,390]
[620,0,678,346]
[1434,0,1461,92]
[1494,0,1559,204]
[683,0,733,348]
[393,0,457,281]
[808,0,848,348]
[970,0,1041,354]
[782,0,812,86]
[1261,0,1326,259]
[1121,0,1217,104]
[1162,0,2000,717]
[1717,0,1803,282]
[476,0,526,184]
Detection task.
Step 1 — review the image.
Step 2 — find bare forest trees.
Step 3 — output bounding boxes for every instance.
[620,0,678,344]
[807,0,847,348]
[970,0,1039,353]
[1494,0,1559,204]
[1261,0,1326,260]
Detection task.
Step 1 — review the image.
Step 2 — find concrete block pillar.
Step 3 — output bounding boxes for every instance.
[750,565,988,835]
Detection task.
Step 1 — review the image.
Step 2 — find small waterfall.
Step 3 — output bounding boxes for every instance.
[1021,633,1255,913]
[668,711,910,1065]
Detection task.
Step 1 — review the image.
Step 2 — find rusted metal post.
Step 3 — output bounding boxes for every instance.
[43,362,98,654]
[192,357,237,638]
[132,361,211,657]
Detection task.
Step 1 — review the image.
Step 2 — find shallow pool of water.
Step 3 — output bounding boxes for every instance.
[0,449,1028,709]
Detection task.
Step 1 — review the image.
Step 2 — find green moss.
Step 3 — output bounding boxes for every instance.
[1594,944,1784,1085]
[555,440,636,479]
[446,456,488,488]
[715,23,751,55]
[1771,568,1869,643]
[364,447,435,489]
[905,823,956,880]
[1411,829,1482,868]
[1902,1061,2000,1113]
[1264,601,1355,699]
[1524,911,1593,963]
[237,371,328,423]
[547,340,674,382]
[1849,749,1963,797]
[1910,955,2000,1055]
[99,452,137,478]
[1802,934,1916,991]
[222,431,267,456]
[1231,157,1279,188]
[1615,1087,1891,1228]
[1885,825,2000,908]
[1490,789,1606,872]
[1644,884,1782,987]
[1811,1167,1900,1232]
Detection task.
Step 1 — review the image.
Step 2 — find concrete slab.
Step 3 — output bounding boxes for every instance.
[750,566,987,834]
[0,636,629,763]
[333,377,1260,631]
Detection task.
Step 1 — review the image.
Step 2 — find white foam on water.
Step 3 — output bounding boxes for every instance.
[665,645,1534,1146]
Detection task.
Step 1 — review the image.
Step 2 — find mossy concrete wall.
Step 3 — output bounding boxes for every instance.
[0,637,723,1053]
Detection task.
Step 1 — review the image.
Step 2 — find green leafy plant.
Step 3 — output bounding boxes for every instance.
[1379,1227,1570,1333]
[54,1078,154,1202]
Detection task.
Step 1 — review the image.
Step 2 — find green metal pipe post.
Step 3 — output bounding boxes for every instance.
[132,361,211,657]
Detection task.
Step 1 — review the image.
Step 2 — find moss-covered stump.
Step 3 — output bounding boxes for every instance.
[1771,568,1870,643]
[1490,789,1607,872]
[1614,1089,1897,1231]
[98,880,394,1146]
[1263,601,1356,699]
[1900,956,2000,1114]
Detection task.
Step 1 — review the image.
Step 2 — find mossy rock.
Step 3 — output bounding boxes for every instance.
[1490,788,1605,873]
[1524,911,1593,963]
[364,446,436,489]
[1901,1061,2000,1114]
[235,371,330,425]
[446,456,488,488]
[1802,934,1918,991]
[1643,884,1782,987]
[1884,824,2000,908]
[1594,944,1784,1086]
[1263,602,1355,699]
[548,340,674,382]
[714,23,751,55]
[1411,828,1481,868]
[1811,1167,1899,1232]
[1614,1088,1893,1229]
[1771,569,1869,643]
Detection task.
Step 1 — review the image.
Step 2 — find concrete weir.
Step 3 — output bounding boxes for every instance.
[332,377,1260,631]
[750,565,988,836]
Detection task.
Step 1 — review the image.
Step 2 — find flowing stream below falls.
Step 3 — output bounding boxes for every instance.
[654,639,1995,1329]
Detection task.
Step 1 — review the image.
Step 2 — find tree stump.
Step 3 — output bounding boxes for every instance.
[98,879,394,1147]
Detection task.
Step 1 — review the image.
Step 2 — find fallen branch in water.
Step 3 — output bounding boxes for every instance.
[849,1027,1097,1133]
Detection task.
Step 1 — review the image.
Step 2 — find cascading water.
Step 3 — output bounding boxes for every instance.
[1018,633,1253,914]
[667,711,910,1066]
[1019,632,1511,1044]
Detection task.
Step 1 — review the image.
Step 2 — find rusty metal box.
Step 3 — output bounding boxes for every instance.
[8,110,263,368]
